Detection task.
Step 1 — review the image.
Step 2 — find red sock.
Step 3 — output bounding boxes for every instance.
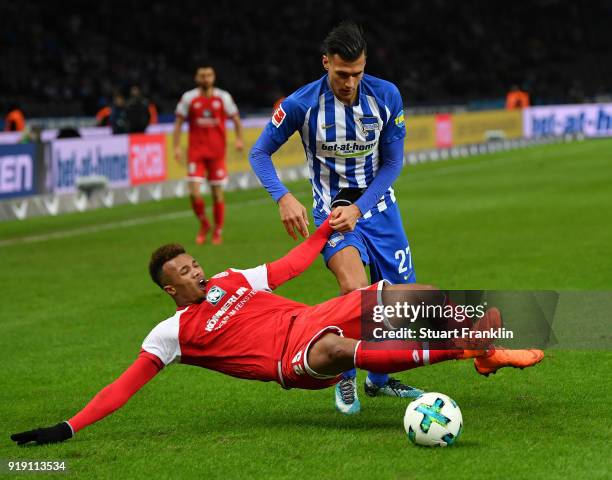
[354,341,463,373]
[190,197,208,225]
[213,201,224,230]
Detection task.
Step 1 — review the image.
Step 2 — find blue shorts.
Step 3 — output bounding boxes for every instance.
[314,202,416,284]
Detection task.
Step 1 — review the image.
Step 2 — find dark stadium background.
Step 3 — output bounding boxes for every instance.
[2,0,611,120]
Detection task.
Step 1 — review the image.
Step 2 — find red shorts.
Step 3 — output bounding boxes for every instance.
[187,154,227,184]
[278,281,385,390]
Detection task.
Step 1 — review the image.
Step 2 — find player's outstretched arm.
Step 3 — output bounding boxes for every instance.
[10,351,163,446]
[250,98,310,240]
[250,141,309,239]
[249,126,289,203]
[266,218,333,289]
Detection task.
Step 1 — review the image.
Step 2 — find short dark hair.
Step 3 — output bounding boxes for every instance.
[322,21,367,61]
[195,65,215,73]
[149,243,186,288]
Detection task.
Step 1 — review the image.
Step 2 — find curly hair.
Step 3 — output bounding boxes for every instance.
[149,243,186,288]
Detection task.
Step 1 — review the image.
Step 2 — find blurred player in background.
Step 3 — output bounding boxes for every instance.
[173,66,244,245]
[4,103,26,132]
[505,85,530,110]
[10,219,543,446]
[250,21,419,414]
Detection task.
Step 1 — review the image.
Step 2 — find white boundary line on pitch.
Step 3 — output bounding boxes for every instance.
[0,210,192,248]
[0,196,284,248]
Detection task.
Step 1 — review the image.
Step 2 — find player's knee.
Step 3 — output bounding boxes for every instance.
[416,285,444,306]
[312,334,350,363]
[338,278,368,295]
[211,188,224,203]
[308,334,355,375]
[383,283,445,308]
[410,284,444,305]
[324,337,354,364]
[386,282,439,292]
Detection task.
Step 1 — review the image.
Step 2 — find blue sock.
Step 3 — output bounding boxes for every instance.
[342,368,357,380]
[367,371,389,387]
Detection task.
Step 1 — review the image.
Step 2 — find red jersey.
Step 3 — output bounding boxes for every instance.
[175,87,238,159]
[67,220,336,434]
[142,265,308,383]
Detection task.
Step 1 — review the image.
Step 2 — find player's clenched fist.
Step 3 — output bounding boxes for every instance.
[278,192,309,240]
[11,422,73,446]
[329,205,361,232]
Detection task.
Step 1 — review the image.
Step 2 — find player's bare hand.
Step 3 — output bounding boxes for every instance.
[174,146,184,165]
[235,139,244,151]
[278,193,309,240]
[329,205,361,232]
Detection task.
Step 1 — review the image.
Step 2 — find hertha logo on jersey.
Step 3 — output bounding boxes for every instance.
[206,286,226,305]
[272,105,286,127]
[358,116,380,135]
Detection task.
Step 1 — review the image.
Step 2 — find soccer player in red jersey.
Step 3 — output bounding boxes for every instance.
[10,221,543,445]
[173,66,244,245]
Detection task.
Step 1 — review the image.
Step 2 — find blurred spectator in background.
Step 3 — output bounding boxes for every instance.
[98,92,156,128]
[506,85,531,110]
[95,103,112,127]
[19,124,43,144]
[110,92,129,134]
[148,101,159,125]
[126,85,151,133]
[4,104,26,131]
[1,2,610,117]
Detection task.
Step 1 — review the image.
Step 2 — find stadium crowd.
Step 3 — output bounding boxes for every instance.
[1,0,611,119]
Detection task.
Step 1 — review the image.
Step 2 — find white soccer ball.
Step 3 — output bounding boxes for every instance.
[403,392,463,447]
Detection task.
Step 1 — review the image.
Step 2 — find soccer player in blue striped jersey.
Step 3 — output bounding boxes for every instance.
[250,21,423,414]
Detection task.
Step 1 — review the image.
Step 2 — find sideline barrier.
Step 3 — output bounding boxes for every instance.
[452,110,522,145]
[0,144,37,199]
[523,103,612,138]
[404,115,437,151]
[47,133,170,194]
[4,103,611,218]
[48,136,131,194]
[0,136,577,221]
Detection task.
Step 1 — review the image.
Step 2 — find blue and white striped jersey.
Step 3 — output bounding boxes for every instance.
[263,74,406,219]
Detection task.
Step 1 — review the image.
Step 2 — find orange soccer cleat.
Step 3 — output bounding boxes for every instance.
[474,347,544,376]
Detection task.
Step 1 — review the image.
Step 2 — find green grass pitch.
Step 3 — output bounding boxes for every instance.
[1,139,611,479]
